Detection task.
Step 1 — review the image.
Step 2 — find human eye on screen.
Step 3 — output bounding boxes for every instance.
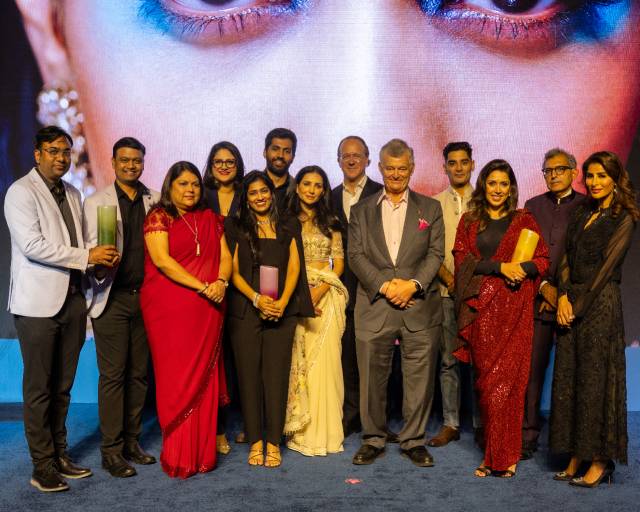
[139,0,308,42]
[418,0,631,53]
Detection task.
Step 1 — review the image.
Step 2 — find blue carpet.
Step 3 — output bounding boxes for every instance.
[0,406,638,511]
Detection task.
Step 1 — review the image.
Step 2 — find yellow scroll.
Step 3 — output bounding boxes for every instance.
[511,228,539,263]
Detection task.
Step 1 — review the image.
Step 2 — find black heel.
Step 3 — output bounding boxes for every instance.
[569,461,615,488]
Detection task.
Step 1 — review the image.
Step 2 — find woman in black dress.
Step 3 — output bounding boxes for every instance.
[224,171,314,468]
[550,151,638,487]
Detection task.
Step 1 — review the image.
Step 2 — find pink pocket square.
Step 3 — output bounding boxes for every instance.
[418,218,429,231]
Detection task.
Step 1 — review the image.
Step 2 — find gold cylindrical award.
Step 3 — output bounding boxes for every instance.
[511,228,539,263]
[97,205,117,246]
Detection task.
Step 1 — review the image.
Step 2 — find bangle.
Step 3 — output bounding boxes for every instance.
[197,282,209,295]
[216,277,229,288]
[252,292,260,308]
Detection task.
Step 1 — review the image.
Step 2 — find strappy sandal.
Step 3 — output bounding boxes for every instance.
[264,446,282,468]
[499,469,516,478]
[475,465,492,478]
[248,444,264,466]
[553,470,575,481]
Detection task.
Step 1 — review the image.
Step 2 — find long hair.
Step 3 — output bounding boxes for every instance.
[153,161,205,218]
[582,151,639,221]
[287,166,342,238]
[234,170,279,264]
[202,141,245,189]
[466,159,519,232]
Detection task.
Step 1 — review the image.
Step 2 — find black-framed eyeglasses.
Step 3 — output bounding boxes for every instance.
[42,148,72,158]
[213,159,236,168]
[542,165,573,177]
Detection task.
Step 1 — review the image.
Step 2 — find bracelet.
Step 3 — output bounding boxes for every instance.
[216,277,229,288]
[197,282,209,295]
[252,292,260,308]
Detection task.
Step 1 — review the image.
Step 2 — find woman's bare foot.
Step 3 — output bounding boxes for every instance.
[248,441,264,466]
[581,459,609,485]
[475,460,491,478]
[264,442,281,468]
[216,434,231,455]
[499,463,517,478]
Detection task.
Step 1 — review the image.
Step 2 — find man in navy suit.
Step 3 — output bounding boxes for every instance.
[5,126,119,492]
[331,136,383,437]
[521,148,586,459]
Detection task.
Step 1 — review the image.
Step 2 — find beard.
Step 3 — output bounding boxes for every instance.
[266,158,292,177]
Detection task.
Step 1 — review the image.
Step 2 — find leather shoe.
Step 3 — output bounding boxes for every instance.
[31,463,69,492]
[352,444,385,465]
[123,443,157,465]
[385,428,399,444]
[56,453,92,479]
[102,454,137,478]
[235,431,247,444]
[401,446,434,467]
[427,426,460,447]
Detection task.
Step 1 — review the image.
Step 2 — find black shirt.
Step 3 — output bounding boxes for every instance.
[36,169,82,290]
[113,182,147,290]
[266,172,293,212]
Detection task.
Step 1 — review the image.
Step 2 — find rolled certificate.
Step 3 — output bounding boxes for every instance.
[259,265,279,300]
[97,205,117,246]
[511,228,539,263]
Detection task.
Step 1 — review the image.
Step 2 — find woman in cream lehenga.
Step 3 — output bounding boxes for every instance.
[285,166,348,456]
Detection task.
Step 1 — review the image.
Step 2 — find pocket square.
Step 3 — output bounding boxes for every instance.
[418,218,429,231]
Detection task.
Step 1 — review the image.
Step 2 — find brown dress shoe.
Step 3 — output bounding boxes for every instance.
[427,426,460,447]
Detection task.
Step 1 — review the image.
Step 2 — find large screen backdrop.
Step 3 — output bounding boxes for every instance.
[1,1,640,346]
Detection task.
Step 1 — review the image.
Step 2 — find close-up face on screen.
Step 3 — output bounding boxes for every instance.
[16,0,640,199]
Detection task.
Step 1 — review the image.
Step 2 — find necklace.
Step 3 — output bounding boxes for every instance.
[180,212,201,256]
[256,218,271,225]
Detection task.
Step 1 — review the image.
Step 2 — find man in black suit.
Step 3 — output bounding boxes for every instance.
[331,136,383,437]
[521,148,586,459]
[263,127,297,211]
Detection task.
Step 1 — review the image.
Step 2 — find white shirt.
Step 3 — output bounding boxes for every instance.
[342,174,368,222]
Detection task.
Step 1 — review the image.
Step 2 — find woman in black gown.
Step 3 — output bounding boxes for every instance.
[550,151,638,487]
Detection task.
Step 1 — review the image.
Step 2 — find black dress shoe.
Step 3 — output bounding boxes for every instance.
[102,454,137,478]
[385,429,399,444]
[30,463,69,492]
[123,443,157,465]
[56,454,93,479]
[401,446,434,467]
[352,445,385,465]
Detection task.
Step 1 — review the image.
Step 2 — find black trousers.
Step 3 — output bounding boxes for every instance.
[229,312,297,446]
[14,292,86,469]
[91,289,149,456]
[341,311,360,429]
[522,319,555,445]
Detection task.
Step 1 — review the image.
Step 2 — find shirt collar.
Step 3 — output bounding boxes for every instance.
[36,168,65,199]
[115,180,146,201]
[377,188,409,205]
[343,174,368,193]
[547,188,575,205]
[447,183,473,199]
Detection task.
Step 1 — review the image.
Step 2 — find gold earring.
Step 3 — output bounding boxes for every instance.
[37,84,94,197]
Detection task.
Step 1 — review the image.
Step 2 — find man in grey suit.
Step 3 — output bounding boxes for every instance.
[83,137,159,478]
[349,139,444,467]
[4,126,119,492]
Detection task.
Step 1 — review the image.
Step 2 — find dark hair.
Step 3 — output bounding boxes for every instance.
[202,141,245,189]
[582,151,639,221]
[288,166,342,238]
[234,170,279,264]
[466,159,519,231]
[264,128,297,156]
[112,137,146,158]
[34,125,73,150]
[337,135,370,158]
[443,141,472,161]
[155,161,205,217]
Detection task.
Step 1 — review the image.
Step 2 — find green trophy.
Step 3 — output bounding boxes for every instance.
[97,205,117,246]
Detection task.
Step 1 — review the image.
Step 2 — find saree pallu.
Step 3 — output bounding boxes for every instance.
[141,208,228,478]
[285,267,347,456]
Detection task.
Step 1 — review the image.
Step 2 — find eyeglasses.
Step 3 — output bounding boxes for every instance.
[213,159,236,168]
[339,153,366,161]
[42,148,72,158]
[542,165,573,177]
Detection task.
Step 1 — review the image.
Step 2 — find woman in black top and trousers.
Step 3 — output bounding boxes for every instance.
[225,171,314,468]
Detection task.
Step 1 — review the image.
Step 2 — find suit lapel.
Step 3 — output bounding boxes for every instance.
[371,199,393,265]
[396,191,419,266]
[29,170,71,244]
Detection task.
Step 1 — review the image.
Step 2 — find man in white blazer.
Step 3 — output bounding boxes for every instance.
[83,137,159,478]
[4,126,119,492]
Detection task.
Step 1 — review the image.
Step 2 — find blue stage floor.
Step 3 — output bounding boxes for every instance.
[1,405,638,512]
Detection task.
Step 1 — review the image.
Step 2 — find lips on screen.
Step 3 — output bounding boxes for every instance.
[140,0,630,46]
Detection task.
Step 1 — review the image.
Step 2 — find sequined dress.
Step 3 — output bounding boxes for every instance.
[285,226,348,456]
[453,210,548,471]
[549,206,634,464]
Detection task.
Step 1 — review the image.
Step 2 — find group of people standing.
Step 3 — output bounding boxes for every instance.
[4,125,637,493]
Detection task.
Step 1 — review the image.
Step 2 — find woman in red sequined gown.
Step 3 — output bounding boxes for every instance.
[141,162,232,478]
[453,160,548,477]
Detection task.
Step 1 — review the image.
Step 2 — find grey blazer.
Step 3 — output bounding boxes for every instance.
[82,183,159,318]
[348,189,444,333]
[4,168,89,317]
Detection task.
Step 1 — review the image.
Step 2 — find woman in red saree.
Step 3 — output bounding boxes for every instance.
[141,161,232,478]
[453,160,548,478]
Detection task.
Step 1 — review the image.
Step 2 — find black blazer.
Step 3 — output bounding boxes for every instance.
[204,187,241,218]
[224,215,314,319]
[331,177,383,311]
